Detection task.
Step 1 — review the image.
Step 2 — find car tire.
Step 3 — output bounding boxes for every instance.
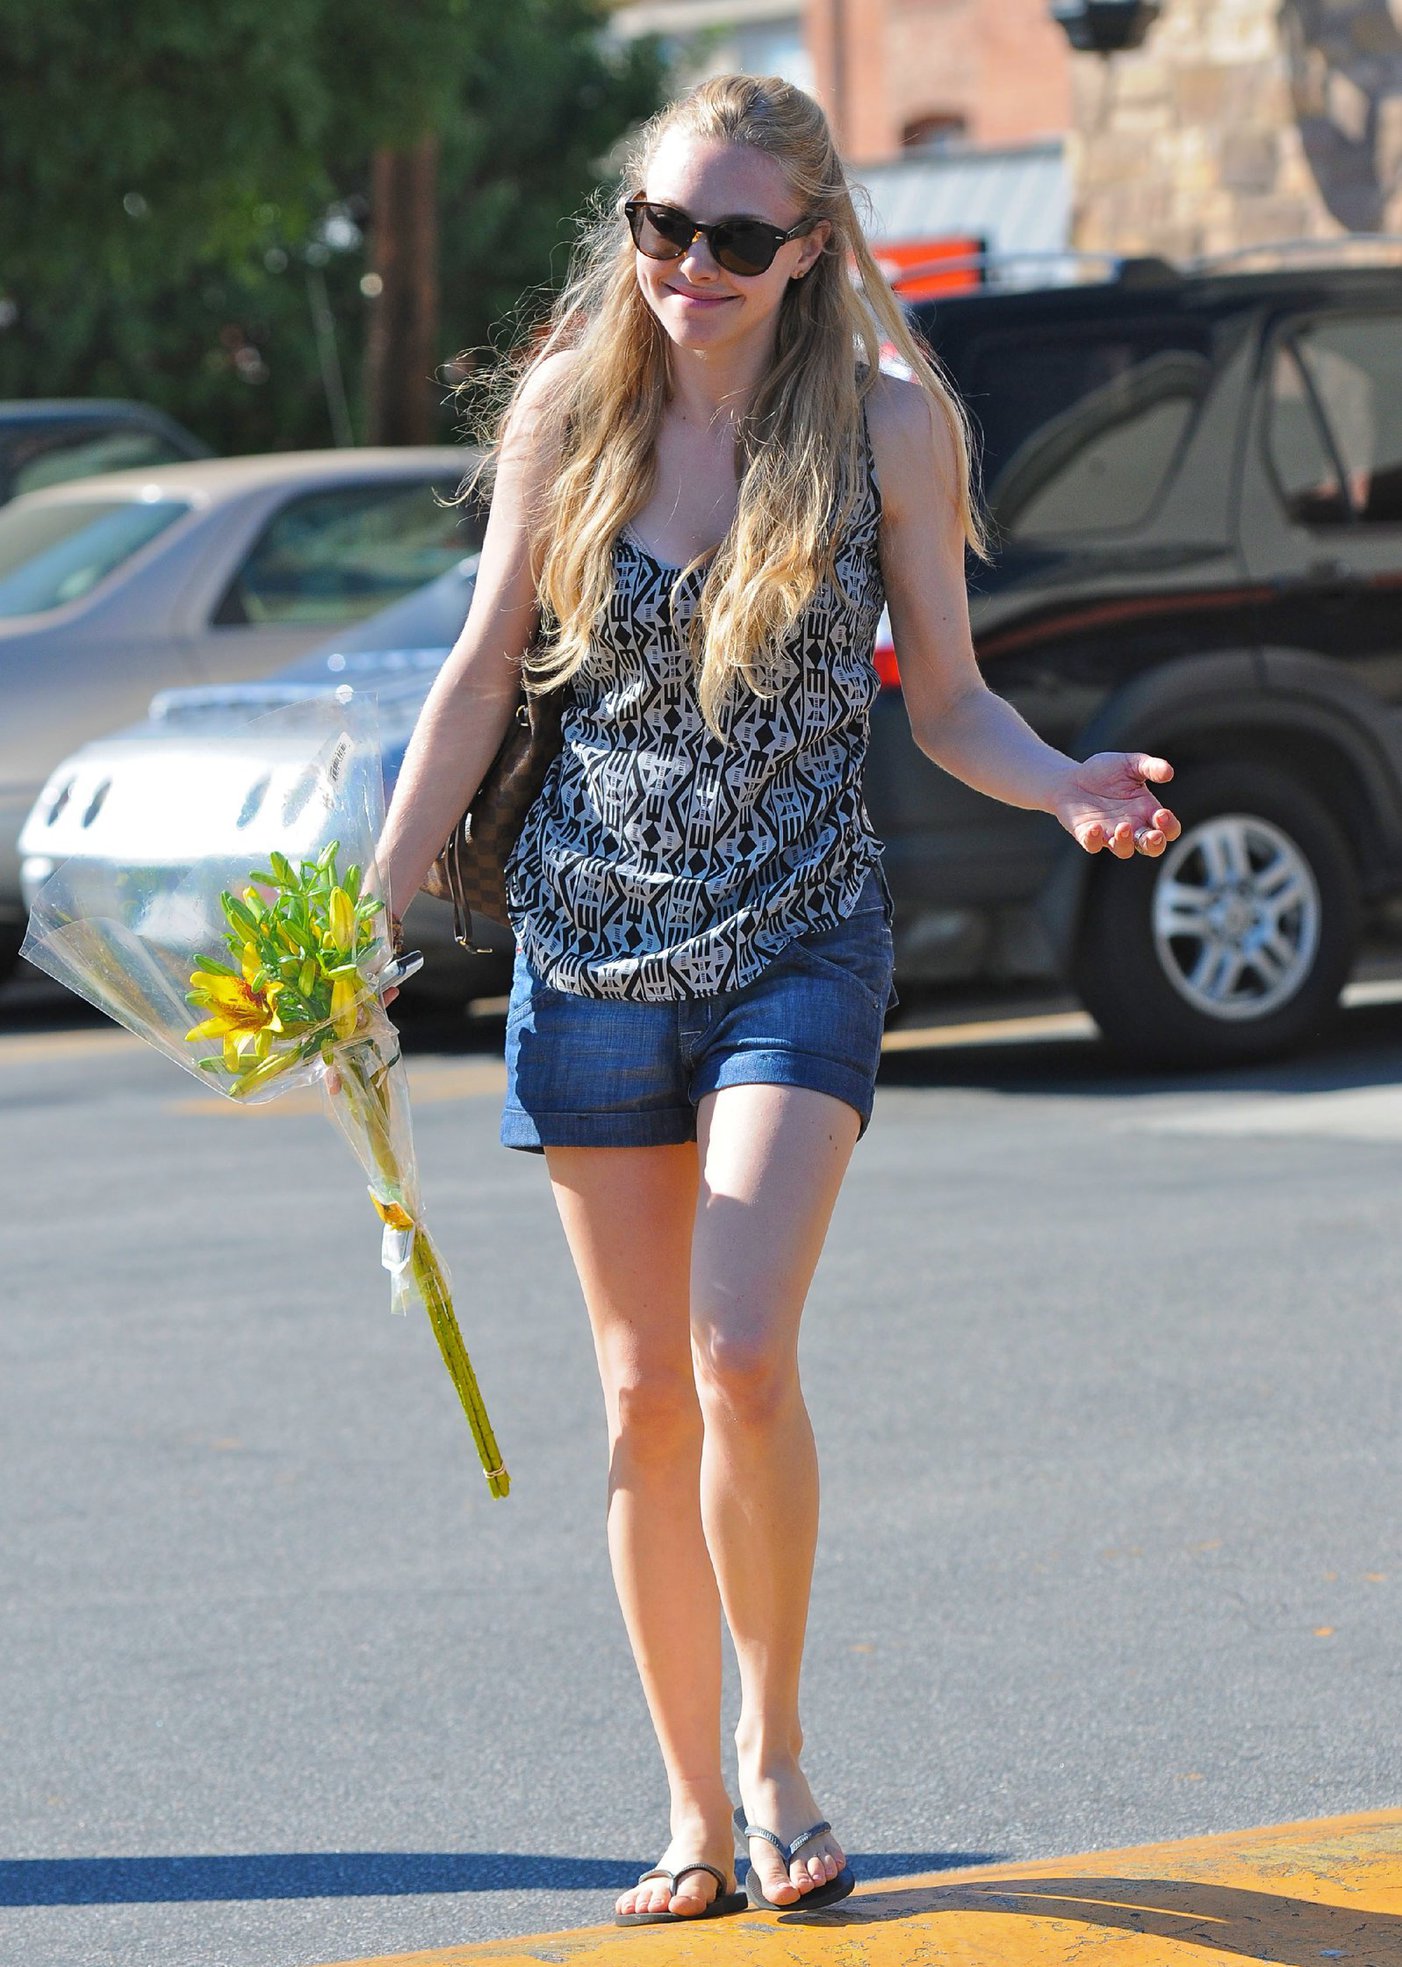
[1072,763,1360,1066]
[0,919,22,991]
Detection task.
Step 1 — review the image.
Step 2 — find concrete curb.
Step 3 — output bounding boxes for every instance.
[309,1807,1402,1965]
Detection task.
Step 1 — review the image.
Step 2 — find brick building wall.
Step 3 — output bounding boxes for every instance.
[809,0,1073,161]
[1070,0,1402,257]
[610,1,1072,164]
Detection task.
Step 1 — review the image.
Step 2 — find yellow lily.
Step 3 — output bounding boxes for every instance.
[185,968,285,1053]
[330,974,360,1041]
[328,886,356,952]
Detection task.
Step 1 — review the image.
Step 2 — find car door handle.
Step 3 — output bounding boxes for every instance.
[1273,559,1357,598]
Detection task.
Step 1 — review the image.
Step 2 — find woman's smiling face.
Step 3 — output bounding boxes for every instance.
[633,132,828,356]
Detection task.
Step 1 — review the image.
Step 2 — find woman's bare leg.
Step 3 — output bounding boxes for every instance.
[546,1141,734,1920]
[691,1082,860,1905]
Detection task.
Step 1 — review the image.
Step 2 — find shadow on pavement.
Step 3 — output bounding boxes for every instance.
[0,1850,997,1906]
[790,1871,1400,1960]
[10,956,1402,1093]
[878,998,1402,1101]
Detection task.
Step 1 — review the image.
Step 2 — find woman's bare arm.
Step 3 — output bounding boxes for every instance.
[374,359,569,914]
[868,373,1179,858]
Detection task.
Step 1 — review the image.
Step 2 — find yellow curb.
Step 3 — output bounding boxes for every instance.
[308,1807,1402,1966]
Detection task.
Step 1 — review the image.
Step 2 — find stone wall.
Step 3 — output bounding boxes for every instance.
[1071,0,1402,258]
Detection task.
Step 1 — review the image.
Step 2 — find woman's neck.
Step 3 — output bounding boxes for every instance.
[667,337,773,429]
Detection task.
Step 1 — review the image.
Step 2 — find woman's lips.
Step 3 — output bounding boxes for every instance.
[668,287,734,308]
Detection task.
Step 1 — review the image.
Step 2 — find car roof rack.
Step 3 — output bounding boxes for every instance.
[887,235,1402,297]
[1189,233,1402,273]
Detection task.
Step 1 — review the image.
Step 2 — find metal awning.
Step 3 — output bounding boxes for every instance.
[856,138,1070,257]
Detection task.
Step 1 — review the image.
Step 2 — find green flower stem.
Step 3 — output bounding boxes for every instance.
[339,1044,509,1499]
[409,1228,511,1499]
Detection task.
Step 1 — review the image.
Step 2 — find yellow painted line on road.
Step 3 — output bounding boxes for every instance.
[0,1025,139,1064]
[881,1008,1097,1052]
[308,1808,1402,1966]
[165,1057,507,1117]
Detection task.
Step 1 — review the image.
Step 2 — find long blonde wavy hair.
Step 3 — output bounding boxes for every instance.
[474,72,985,735]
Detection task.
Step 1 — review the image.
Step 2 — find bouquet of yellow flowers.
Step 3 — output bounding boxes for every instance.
[23,694,508,1497]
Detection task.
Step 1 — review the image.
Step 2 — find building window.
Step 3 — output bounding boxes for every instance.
[901,112,967,152]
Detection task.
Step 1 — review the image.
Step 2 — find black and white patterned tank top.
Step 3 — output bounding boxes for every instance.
[505,427,887,1001]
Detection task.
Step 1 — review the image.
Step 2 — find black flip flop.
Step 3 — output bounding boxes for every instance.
[733,1806,856,1913]
[614,1860,749,1926]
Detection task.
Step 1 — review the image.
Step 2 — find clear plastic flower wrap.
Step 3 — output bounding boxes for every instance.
[21,690,509,1498]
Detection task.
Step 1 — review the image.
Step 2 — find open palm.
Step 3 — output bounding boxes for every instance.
[1056,752,1181,858]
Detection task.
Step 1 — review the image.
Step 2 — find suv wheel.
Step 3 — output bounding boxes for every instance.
[1072,764,1360,1065]
[0,920,21,992]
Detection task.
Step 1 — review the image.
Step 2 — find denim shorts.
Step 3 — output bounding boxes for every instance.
[501,867,896,1153]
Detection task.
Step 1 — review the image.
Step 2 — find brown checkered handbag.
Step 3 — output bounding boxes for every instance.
[420,685,565,951]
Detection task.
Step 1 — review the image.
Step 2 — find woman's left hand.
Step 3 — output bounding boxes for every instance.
[1055,751,1182,858]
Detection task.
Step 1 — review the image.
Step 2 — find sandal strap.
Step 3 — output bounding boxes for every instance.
[737,1816,833,1863]
[634,1861,732,1892]
[672,1862,732,1892]
[785,1820,833,1860]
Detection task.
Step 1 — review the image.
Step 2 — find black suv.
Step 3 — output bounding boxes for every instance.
[865,251,1402,1065]
[0,399,209,505]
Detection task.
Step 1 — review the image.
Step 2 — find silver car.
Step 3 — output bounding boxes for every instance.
[17,558,513,1005]
[0,447,481,977]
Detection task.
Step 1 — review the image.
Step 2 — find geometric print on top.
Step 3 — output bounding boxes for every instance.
[505,419,888,1002]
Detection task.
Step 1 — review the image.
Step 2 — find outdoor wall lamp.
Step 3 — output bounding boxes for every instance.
[1049,1,1162,54]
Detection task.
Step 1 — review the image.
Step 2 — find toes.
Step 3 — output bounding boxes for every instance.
[618,1880,673,1918]
[788,1846,843,1894]
[763,1863,801,1904]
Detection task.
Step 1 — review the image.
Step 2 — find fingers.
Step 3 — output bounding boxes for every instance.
[1077,815,1178,858]
[1081,818,1135,858]
[1132,753,1174,785]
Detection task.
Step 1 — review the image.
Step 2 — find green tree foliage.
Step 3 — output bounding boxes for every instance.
[0,0,665,452]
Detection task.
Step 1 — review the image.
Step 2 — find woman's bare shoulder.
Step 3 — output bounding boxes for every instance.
[864,367,959,513]
[498,349,581,497]
[509,348,581,429]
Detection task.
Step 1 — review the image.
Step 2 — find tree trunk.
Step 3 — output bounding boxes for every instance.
[364,135,440,445]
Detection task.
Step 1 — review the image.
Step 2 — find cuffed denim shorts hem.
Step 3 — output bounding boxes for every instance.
[499,1105,696,1152]
[501,867,895,1155]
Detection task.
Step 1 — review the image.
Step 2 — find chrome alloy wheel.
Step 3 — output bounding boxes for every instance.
[1151,812,1322,1022]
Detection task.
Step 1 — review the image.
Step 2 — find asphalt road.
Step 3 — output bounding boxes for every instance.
[1,976,1399,1967]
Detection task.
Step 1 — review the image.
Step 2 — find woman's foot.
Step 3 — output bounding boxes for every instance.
[614,1803,738,1920]
[736,1754,847,1904]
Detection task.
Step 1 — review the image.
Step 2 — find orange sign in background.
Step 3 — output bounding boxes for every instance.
[873,234,986,299]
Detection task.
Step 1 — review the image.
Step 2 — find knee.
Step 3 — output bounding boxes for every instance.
[693,1322,795,1429]
[609,1369,702,1462]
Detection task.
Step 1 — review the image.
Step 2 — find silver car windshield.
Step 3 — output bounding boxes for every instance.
[0,497,191,617]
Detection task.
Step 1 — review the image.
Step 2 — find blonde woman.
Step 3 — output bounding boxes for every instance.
[377,74,1179,1927]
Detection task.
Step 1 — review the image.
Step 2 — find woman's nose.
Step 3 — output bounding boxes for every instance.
[677,234,719,279]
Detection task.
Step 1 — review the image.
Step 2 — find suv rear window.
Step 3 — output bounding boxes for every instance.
[942,321,1212,541]
[3,425,196,500]
[0,496,191,617]
[1268,314,1402,528]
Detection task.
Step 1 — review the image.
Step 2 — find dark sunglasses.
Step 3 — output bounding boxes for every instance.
[624,196,816,277]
